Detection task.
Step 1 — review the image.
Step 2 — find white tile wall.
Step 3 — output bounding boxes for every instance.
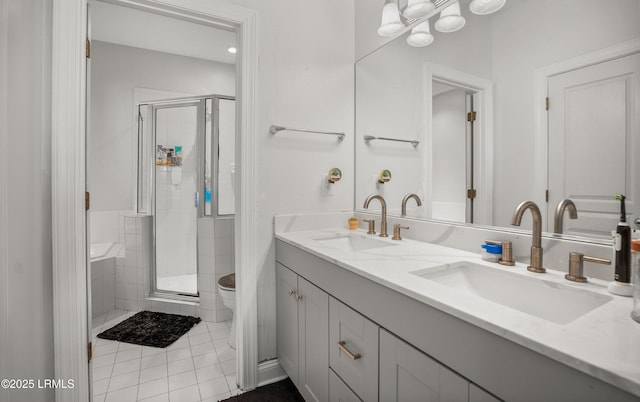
[112,215,235,323]
[197,218,216,322]
[116,215,152,312]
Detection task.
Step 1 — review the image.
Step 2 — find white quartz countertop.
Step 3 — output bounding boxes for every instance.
[275,228,640,397]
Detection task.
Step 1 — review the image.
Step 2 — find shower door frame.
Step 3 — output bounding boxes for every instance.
[207,95,237,218]
[139,94,236,300]
[143,98,206,300]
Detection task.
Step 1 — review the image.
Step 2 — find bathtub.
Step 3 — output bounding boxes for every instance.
[90,242,114,261]
[90,242,123,318]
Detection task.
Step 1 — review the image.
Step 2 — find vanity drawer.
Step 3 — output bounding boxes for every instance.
[329,297,378,402]
[329,368,362,402]
[379,328,469,402]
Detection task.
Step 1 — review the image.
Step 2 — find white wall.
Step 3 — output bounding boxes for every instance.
[89,40,235,215]
[229,0,356,362]
[0,0,55,401]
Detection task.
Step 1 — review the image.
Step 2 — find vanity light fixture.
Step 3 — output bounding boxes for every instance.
[378,0,405,36]
[434,1,465,32]
[407,20,434,47]
[227,46,237,54]
[378,0,506,44]
[404,0,435,19]
[469,0,506,15]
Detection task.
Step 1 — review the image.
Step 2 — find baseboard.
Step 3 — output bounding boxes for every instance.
[257,359,287,387]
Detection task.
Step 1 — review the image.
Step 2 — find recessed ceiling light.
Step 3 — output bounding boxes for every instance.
[227,46,237,54]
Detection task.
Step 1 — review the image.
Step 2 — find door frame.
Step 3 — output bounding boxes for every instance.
[51,1,258,400]
[533,38,640,231]
[423,62,494,226]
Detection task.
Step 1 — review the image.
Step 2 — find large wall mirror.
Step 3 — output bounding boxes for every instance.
[355,0,640,243]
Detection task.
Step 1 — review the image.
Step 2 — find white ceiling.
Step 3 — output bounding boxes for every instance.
[89,0,237,65]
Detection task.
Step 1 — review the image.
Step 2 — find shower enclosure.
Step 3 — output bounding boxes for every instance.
[137,95,235,299]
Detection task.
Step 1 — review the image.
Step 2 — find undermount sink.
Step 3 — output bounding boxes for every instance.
[411,261,613,324]
[313,233,397,252]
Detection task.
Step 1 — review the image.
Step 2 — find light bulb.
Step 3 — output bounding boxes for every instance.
[378,1,405,37]
[469,0,506,15]
[404,0,435,19]
[407,21,434,47]
[435,2,465,33]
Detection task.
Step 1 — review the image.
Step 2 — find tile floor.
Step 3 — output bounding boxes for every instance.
[92,310,241,402]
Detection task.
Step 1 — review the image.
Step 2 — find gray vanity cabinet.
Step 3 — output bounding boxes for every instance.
[276,263,299,384]
[275,239,636,401]
[329,297,378,402]
[276,262,329,402]
[379,328,469,402]
[329,369,362,402]
[469,384,501,402]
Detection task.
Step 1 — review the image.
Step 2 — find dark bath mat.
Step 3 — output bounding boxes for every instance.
[220,378,303,402]
[97,311,201,348]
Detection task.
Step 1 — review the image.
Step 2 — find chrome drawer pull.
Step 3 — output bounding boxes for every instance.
[288,289,295,296]
[337,341,361,360]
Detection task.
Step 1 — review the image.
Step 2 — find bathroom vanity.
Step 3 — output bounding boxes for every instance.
[274,215,640,401]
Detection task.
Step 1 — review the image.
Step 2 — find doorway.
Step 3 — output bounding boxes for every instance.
[431,80,478,224]
[51,1,258,400]
[423,63,494,226]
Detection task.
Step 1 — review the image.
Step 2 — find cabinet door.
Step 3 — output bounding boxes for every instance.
[330,368,362,402]
[380,329,468,402]
[276,263,299,384]
[329,297,379,402]
[298,277,329,402]
[469,384,501,402]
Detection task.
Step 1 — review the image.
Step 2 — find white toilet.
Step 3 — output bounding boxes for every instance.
[217,273,236,349]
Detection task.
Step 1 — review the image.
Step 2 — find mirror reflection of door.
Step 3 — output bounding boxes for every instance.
[431,80,478,223]
[547,52,640,238]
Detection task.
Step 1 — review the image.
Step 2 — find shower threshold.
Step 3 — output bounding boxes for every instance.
[147,293,200,306]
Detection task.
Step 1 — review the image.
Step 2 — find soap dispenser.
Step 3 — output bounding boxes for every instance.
[608,194,633,297]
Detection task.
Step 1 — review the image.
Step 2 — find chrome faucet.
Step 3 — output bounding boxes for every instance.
[401,193,422,217]
[511,201,546,273]
[554,199,578,234]
[363,195,388,237]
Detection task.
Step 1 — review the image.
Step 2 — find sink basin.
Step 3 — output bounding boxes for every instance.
[411,261,613,324]
[313,233,397,252]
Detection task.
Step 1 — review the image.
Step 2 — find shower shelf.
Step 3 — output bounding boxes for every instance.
[155,163,183,168]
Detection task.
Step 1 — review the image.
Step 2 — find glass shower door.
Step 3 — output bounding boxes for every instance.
[153,101,204,297]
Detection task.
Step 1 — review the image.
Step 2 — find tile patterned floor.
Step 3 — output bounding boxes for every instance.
[92,310,241,402]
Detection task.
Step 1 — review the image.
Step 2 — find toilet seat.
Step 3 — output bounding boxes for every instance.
[218,273,235,291]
